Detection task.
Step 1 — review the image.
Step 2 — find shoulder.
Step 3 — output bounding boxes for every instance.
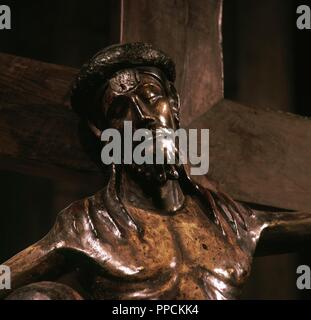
[50,190,108,249]
[200,185,260,253]
[49,188,130,256]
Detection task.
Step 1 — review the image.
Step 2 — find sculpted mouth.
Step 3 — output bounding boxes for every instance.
[130,127,182,184]
[135,127,179,161]
[142,127,174,141]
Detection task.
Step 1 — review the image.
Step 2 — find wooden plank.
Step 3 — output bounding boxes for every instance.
[191,99,311,212]
[0,102,105,184]
[0,53,77,106]
[121,0,223,126]
[0,53,104,187]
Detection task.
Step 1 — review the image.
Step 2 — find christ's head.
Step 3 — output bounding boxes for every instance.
[71,43,182,186]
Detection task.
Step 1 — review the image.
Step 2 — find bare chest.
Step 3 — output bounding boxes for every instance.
[82,198,252,299]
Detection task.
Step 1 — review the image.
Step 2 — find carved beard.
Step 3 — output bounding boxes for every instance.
[128,131,181,186]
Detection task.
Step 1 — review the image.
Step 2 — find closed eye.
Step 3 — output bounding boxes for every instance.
[148,95,162,103]
[140,84,164,103]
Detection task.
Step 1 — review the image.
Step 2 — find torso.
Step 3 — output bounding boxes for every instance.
[57,190,257,300]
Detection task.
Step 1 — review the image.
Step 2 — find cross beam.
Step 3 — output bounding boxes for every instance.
[0,51,310,212]
[0,53,99,182]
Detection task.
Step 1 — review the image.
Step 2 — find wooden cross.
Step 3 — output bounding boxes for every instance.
[0,0,310,259]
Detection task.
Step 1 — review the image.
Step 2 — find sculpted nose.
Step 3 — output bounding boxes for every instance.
[131,96,156,128]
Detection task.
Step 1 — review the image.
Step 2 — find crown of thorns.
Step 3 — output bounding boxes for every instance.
[71,42,176,120]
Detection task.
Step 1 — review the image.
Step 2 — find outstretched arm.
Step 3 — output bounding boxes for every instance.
[252,210,311,256]
[0,232,66,299]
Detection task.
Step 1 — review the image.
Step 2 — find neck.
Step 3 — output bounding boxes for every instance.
[120,167,185,213]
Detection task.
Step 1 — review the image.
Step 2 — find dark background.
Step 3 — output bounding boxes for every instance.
[0,0,310,299]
